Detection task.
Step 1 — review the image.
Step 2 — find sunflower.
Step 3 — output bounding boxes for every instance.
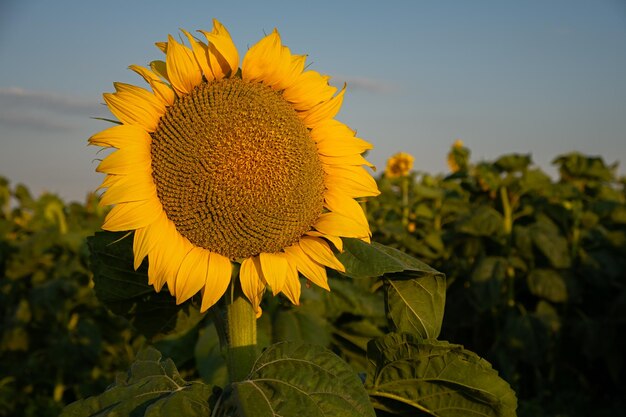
[385,152,414,178]
[90,19,379,316]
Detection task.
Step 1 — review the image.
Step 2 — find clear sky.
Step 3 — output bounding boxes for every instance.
[1,0,625,202]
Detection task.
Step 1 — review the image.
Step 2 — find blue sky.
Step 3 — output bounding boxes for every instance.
[1,0,625,202]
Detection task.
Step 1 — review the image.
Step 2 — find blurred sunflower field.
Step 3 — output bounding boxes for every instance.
[1,144,625,417]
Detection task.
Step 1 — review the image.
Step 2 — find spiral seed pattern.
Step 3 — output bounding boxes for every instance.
[150,78,325,259]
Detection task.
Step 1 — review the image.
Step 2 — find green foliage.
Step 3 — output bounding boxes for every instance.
[0,179,142,417]
[87,231,203,341]
[367,333,517,417]
[219,341,375,417]
[70,225,514,416]
[61,347,213,417]
[368,150,626,416]
[7,147,624,417]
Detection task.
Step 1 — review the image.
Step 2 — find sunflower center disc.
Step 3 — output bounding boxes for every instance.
[151,78,326,259]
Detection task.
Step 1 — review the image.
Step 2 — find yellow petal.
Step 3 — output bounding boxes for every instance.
[102,199,162,231]
[300,86,345,127]
[324,165,380,198]
[113,82,165,114]
[240,257,265,317]
[314,126,373,156]
[103,92,162,132]
[283,70,337,110]
[241,29,282,83]
[201,252,232,312]
[309,119,357,143]
[133,226,158,270]
[324,188,369,228]
[155,41,167,53]
[147,218,193,294]
[176,247,209,304]
[298,237,345,272]
[165,34,202,95]
[284,244,329,291]
[319,153,375,169]
[89,124,151,149]
[281,260,301,305]
[181,29,213,82]
[129,64,175,106]
[150,60,169,80]
[259,252,288,295]
[314,211,371,239]
[305,230,343,252]
[199,19,239,79]
[99,174,156,206]
[240,29,298,90]
[272,52,307,91]
[96,145,152,175]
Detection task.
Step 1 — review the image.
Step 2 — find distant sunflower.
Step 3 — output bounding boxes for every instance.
[385,152,414,178]
[90,19,379,315]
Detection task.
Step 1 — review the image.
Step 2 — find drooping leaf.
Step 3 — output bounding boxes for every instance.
[366,333,517,417]
[385,274,446,339]
[337,238,440,279]
[220,341,375,417]
[87,231,200,339]
[61,347,213,417]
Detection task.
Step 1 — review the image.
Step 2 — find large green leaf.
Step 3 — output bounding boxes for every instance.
[220,341,375,417]
[87,231,200,339]
[366,333,517,417]
[337,238,440,279]
[61,347,213,417]
[385,274,446,339]
[527,269,568,303]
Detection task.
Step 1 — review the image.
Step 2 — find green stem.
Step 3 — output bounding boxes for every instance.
[433,197,442,231]
[401,176,409,227]
[500,186,512,235]
[225,280,257,383]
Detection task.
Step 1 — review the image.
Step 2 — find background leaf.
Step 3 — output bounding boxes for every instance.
[366,333,517,417]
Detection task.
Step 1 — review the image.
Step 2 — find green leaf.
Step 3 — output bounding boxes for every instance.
[272,306,332,346]
[552,152,616,182]
[221,341,375,417]
[87,231,198,339]
[61,347,213,417]
[366,333,517,417]
[527,269,568,303]
[195,321,228,387]
[337,239,441,279]
[455,206,504,237]
[529,219,571,268]
[469,256,508,311]
[494,153,532,173]
[385,274,446,339]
